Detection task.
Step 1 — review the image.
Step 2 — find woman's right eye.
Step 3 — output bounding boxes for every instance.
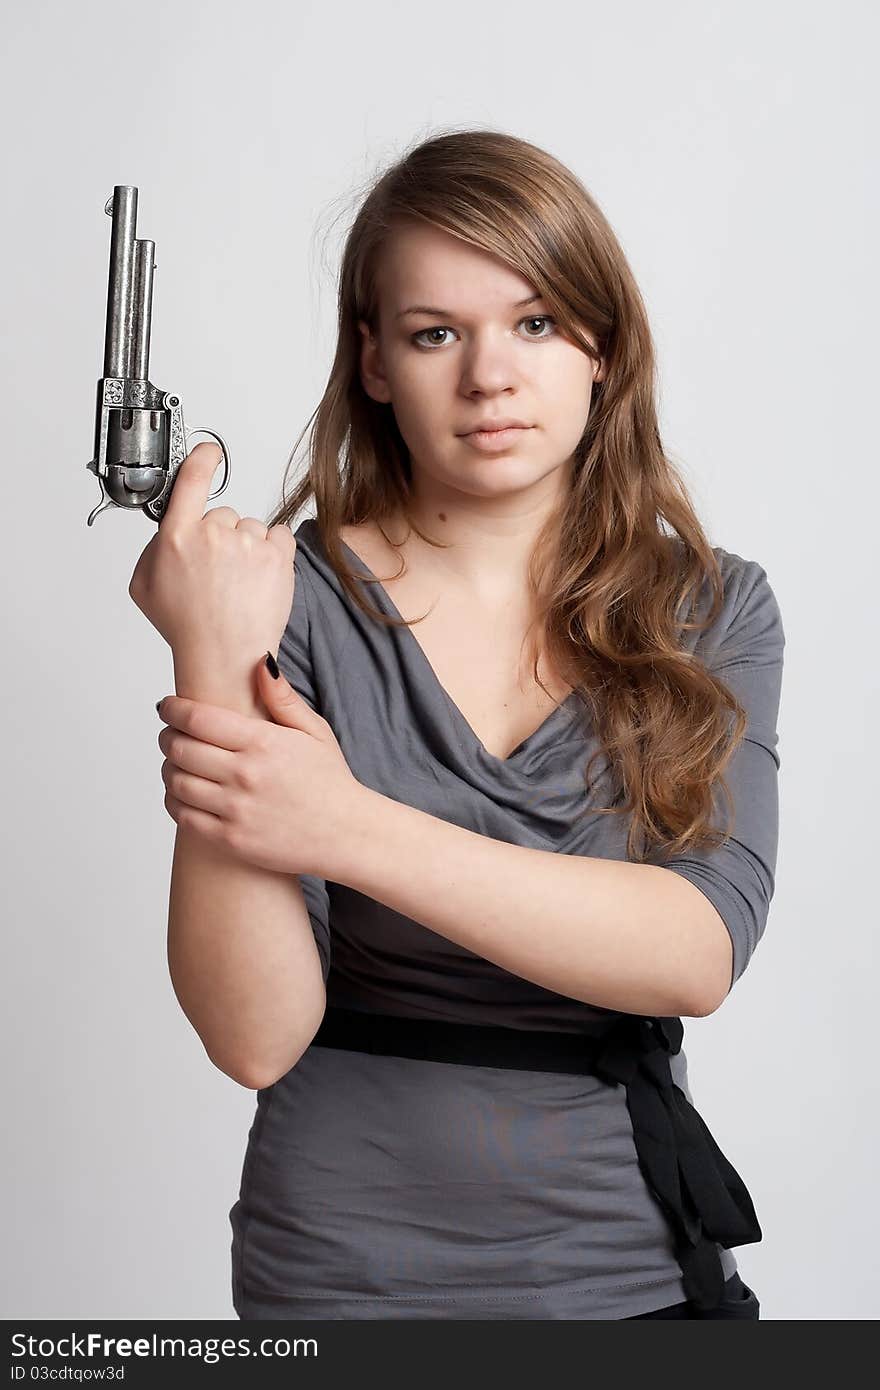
[411,327,454,349]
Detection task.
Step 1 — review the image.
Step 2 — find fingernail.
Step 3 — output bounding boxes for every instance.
[265,651,280,679]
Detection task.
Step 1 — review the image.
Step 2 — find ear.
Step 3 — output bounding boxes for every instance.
[357,317,392,404]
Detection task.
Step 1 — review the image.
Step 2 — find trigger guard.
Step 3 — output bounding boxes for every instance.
[185,427,231,502]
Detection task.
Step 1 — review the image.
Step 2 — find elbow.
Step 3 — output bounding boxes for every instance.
[682,987,725,1019]
[656,869,735,1018]
[684,934,733,1018]
[227,1067,268,1091]
[210,1000,328,1091]
[210,1049,305,1091]
[206,1051,272,1090]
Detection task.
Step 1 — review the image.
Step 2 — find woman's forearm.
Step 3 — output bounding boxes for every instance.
[167,827,326,1088]
[165,658,326,1088]
[330,787,733,1018]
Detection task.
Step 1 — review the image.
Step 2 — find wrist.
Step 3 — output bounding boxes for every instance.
[320,781,383,884]
[172,653,268,719]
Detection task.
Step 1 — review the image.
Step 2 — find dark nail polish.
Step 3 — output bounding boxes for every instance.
[265,651,280,679]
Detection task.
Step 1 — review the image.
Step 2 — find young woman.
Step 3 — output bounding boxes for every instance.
[140,129,784,1319]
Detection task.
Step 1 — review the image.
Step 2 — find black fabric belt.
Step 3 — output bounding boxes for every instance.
[310,1004,762,1311]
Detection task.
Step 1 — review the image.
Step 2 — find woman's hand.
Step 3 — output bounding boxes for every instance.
[156,652,370,880]
[128,442,297,696]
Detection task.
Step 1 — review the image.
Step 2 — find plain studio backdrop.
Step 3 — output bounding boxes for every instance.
[1,0,876,1323]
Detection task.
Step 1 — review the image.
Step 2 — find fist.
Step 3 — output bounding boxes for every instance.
[127,442,296,676]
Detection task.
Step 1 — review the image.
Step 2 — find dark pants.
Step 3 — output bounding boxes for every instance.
[627,1271,760,1319]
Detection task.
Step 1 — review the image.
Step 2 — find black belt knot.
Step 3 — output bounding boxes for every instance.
[590,1011,761,1309]
[311,1005,761,1312]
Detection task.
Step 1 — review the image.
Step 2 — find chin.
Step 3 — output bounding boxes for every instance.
[412,452,558,498]
[459,474,549,501]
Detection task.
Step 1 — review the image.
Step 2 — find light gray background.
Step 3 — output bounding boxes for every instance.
[2,0,876,1321]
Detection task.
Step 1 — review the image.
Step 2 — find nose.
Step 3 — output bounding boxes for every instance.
[458,327,522,395]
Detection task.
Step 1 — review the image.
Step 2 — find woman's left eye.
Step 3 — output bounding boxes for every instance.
[411,316,558,349]
[519,315,557,338]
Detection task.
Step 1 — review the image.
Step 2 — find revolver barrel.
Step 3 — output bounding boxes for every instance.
[103,186,155,381]
[131,238,156,382]
[104,186,139,379]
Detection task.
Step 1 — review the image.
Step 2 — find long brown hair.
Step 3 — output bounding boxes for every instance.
[265,126,747,862]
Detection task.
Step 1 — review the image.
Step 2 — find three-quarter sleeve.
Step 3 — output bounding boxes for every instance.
[658,556,786,993]
[276,548,332,984]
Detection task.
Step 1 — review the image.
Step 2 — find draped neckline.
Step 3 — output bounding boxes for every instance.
[328,525,580,767]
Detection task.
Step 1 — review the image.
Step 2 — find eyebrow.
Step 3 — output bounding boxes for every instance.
[395,292,545,321]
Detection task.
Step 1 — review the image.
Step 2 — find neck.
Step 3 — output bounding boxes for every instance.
[393,471,570,605]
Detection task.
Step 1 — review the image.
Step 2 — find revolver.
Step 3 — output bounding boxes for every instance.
[86,185,231,526]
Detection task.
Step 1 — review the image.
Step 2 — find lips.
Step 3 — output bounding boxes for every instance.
[462,419,530,434]
[461,423,533,453]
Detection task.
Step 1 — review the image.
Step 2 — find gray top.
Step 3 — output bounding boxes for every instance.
[230,517,785,1319]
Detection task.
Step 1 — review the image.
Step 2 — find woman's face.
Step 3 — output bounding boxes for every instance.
[358,220,604,504]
